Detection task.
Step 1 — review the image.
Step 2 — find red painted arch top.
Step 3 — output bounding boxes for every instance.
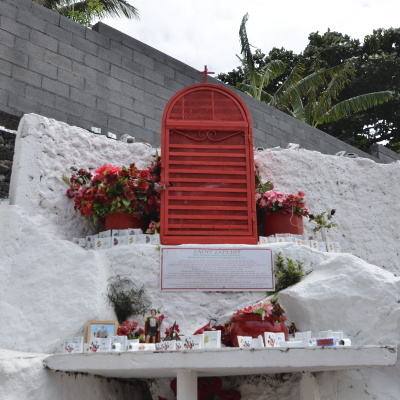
[160,84,257,245]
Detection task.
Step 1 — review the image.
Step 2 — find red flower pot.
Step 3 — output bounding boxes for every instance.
[230,314,288,347]
[105,212,146,231]
[263,212,303,237]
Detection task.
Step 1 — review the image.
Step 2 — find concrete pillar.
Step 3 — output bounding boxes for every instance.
[300,372,319,400]
[177,369,198,400]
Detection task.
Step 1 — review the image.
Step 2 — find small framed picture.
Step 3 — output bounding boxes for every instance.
[86,320,118,343]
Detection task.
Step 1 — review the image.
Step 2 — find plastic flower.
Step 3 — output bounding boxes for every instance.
[139,169,150,180]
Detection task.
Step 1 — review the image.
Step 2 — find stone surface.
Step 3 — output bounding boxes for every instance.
[9,114,156,240]
[255,148,400,275]
[0,349,152,400]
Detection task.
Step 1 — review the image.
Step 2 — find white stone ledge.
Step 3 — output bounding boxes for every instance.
[44,345,397,379]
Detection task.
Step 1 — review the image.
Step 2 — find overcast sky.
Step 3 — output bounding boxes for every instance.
[103,0,399,75]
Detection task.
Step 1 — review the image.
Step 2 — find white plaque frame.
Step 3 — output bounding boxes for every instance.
[160,246,274,291]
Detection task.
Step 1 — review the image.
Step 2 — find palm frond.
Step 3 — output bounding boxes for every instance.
[237,82,273,104]
[313,61,355,123]
[316,91,393,126]
[256,60,286,99]
[290,92,305,122]
[270,64,304,108]
[48,0,139,19]
[293,69,326,98]
[238,13,255,80]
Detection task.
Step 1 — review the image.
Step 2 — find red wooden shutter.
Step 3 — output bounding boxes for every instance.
[160,84,257,245]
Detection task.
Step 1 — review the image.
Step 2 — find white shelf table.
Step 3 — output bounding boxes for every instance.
[44,346,397,400]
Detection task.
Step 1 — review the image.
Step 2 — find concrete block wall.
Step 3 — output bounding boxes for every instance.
[371,143,400,163]
[0,0,387,162]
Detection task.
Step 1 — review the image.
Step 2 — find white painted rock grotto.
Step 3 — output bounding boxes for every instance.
[0,114,399,400]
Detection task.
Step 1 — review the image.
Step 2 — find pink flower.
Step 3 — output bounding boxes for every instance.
[148,221,157,231]
[66,188,77,199]
[255,193,262,201]
[78,186,87,196]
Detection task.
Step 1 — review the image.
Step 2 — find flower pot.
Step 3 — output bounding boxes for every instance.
[230,314,288,347]
[263,212,303,237]
[105,212,146,231]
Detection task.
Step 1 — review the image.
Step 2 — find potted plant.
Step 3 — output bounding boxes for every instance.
[255,167,309,236]
[230,298,297,347]
[62,153,161,230]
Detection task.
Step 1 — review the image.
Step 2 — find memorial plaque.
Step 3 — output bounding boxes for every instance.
[160,247,274,291]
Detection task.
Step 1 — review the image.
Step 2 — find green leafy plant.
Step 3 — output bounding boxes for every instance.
[106,275,149,324]
[67,0,105,27]
[309,209,338,234]
[268,252,304,294]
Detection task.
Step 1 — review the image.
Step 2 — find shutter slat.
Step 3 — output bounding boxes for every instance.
[167,215,248,220]
[169,161,247,166]
[168,205,247,210]
[169,152,245,158]
[168,178,247,183]
[168,196,247,202]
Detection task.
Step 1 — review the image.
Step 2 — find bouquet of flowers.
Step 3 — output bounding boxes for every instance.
[257,189,309,217]
[62,153,161,225]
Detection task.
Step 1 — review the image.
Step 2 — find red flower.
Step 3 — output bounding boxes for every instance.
[139,170,150,180]
[66,188,77,199]
[157,397,167,400]
[298,191,305,196]
[194,321,211,335]
[138,181,148,190]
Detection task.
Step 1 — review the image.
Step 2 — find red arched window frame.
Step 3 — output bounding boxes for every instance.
[160,84,257,245]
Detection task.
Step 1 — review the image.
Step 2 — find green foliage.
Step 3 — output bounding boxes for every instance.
[106,276,149,324]
[309,211,338,234]
[268,252,304,294]
[218,23,400,153]
[34,0,139,25]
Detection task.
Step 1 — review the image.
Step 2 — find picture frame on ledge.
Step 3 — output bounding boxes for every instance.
[86,320,118,343]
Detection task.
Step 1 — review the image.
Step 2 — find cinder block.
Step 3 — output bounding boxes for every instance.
[144,68,164,86]
[55,96,84,117]
[143,92,167,110]
[98,46,122,67]
[30,29,58,52]
[84,80,109,99]
[264,134,280,148]
[144,117,161,133]
[110,65,132,84]
[0,88,9,106]
[45,22,72,44]
[252,128,266,142]
[143,45,165,64]
[108,90,134,109]
[44,50,72,71]
[16,9,45,33]
[85,53,110,74]
[121,58,144,76]
[0,28,14,47]
[82,108,107,126]
[42,77,69,98]
[11,65,41,87]
[67,114,94,131]
[70,87,95,108]
[40,105,67,122]
[0,59,12,76]
[110,39,133,59]
[15,37,47,60]
[108,116,133,133]
[277,119,295,135]
[121,85,145,102]
[164,77,185,93]
[154,60,174,79]
[121,108,144,126]
[58,69,84,89]
[72,33,98,56]
[26,86,55,108]
[132,100,155,119]
[8,92,41,114]
[135,127,156,144]
[155,85,174,101]
[0,74,26,96]
[133,75,156,95]
[0,2,18,20]
[133,51,154,70]
[0,15,29,39]
[164,55,186,72]
[59,42,85,63]
[121,35,147,53]
[96,72,122,92]
[31,2,60,25]
[5,0,32,10]
[97,98,121,118]
[85,28,110,48]
[92,22,123,43]
[174,71,194,87]
[59,15,86,36]
[72,61,97,81]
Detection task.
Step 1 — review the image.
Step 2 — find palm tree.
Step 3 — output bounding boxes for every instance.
[33,0,139,21]
[236,13,393,127]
